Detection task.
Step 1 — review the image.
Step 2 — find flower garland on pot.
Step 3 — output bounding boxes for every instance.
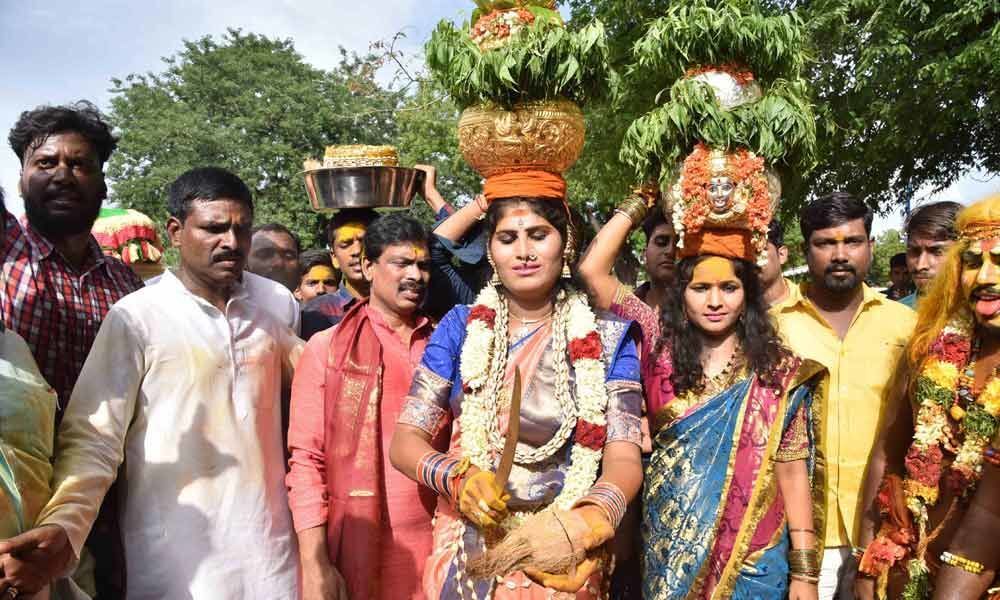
[459,283,609,530]
[860,313,1000,598]
[470,7,539,49]
[683,63,756,86]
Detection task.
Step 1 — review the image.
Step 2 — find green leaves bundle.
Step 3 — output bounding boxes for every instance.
[619,0,817,181]
[425,17,617,109]
[621,77,817,180]
[629,0,809,86]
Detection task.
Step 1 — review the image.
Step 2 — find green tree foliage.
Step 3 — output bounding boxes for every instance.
[107,29,402,250]
[871,228,907,286]
[567,0,1000,214]
[804,0,1000,208]
[396,79,482,222]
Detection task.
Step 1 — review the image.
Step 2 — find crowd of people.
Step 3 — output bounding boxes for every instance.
[0,102,997,600]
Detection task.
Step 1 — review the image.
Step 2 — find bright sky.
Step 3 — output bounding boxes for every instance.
[1,0,997,231]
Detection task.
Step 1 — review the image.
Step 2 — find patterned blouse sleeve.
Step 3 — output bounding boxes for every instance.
[397,306,468,437]
[609,285,661,358]
[775,402,810,462]
[604,322,644,448]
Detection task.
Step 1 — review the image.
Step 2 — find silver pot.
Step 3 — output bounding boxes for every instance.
[302,166,425,212]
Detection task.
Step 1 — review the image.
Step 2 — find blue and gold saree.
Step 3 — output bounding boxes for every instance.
[643,357,826,599]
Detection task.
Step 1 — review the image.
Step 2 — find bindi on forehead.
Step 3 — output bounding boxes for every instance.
[411,244,427,259]
[508,207,533,228]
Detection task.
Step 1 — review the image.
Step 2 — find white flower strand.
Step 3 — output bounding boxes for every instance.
[457,284,609,531]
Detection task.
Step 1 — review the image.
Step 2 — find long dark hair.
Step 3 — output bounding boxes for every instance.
[659,255,788,396]
[484,197,583,291]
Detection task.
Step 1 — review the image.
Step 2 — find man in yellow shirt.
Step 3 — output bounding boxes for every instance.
[771,192,916,600]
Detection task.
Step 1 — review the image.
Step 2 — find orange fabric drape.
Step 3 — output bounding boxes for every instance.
[679,228,754,261]
[483,170,566,201]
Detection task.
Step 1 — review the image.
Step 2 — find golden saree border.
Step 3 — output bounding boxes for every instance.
[712,376,789,598]
[807,362,829,560]
[685,380,755,599]
[714,358,827,597]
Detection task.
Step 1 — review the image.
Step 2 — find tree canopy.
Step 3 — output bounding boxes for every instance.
[105,2,1000,262]
[567,0,1000,213]
[107,29,402,249]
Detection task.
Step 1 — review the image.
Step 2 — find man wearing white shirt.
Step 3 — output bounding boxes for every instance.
[147,264,302,335]
[0,167,302,600]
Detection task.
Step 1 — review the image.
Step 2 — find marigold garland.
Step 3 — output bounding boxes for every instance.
[860,314,1000,599]
[458,284,609,530]
[684,62,756,86]
[470,8,536,49]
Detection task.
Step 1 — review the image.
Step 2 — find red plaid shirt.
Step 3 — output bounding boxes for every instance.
[1,212,143,416]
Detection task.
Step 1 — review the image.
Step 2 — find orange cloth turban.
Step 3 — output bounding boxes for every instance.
[679,228,754,262]
[483,170,566,202]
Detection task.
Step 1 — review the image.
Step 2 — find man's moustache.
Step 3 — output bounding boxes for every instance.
[972,286,1000,298]
[213,252,243,263]
[399,281,426,293]
[825,265,855,274]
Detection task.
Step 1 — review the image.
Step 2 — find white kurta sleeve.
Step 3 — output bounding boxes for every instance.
[34,305,146,557]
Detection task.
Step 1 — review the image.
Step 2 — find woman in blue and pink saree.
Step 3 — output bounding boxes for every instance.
[641,253,827,600]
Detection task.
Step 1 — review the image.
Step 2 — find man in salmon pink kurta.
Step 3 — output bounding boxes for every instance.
[287,213,444,600]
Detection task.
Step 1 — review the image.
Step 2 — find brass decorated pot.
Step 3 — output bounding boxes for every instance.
[457,98,585,177]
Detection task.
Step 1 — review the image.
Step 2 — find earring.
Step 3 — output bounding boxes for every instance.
[487,249,501,287]
[561,226,576,280]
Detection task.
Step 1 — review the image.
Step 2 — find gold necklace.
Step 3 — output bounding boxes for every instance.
[702,348,744,396]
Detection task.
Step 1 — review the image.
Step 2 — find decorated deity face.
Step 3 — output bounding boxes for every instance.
[707,175,736,215]
[489,203,564,303]
[961,237,1000,331]
[683,255,745,337]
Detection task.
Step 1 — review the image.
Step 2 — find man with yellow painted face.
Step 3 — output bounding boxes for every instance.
[855,195,1000,600]
[300,208,378,339]
[294,249,339,303]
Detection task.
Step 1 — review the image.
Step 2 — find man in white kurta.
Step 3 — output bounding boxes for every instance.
[0,167,302,599]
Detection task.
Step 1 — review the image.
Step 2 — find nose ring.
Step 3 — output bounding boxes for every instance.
[527,254,538,261]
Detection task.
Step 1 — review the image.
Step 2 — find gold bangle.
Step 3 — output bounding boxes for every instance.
[788,548,820,577]
[615,195,648,225]
[790,573,820,584]
[940,551,985,575]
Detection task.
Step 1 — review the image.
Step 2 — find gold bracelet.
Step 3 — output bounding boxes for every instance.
[788,548,820,577]
[615,195,648,225]
[940,551,985,575]
[790,573,820,584]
